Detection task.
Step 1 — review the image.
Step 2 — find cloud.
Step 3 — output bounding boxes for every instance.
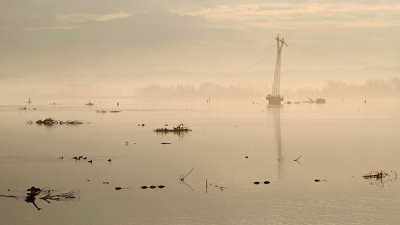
[172,2,400,29]
[57,12,132,23]
[26,26,76,32]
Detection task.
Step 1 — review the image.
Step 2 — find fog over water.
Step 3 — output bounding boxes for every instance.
[1,0,400,224]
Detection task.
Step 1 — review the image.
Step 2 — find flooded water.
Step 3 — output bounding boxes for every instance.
[0,98,400,225]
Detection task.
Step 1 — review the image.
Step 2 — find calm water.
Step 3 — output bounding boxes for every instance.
[0,98,399,225]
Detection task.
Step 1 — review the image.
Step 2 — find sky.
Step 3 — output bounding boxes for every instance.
[0,0,399,98]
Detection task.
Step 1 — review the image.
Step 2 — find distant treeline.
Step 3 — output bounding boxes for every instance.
[134,78,400,99]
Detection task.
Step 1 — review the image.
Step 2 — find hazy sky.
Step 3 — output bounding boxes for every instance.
[0,0,399,97]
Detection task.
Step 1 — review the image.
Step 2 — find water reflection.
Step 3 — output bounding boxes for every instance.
[268,106,284,178]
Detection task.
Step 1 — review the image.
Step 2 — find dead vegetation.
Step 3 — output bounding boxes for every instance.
[154,123,192,134]
[28,118,86,126]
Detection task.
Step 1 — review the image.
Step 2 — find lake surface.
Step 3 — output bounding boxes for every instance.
[0,98,399,225]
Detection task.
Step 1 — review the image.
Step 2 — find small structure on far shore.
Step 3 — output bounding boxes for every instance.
[85,101,94,106]
[307,97,326,104]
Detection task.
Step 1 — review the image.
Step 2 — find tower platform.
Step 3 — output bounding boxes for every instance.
[266,95,284,105]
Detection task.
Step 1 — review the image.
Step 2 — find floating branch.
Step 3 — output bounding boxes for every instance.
[0,194,19,199]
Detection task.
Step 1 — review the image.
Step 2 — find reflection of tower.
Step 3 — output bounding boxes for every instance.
[266,35,287,105]
[270,106,283,177]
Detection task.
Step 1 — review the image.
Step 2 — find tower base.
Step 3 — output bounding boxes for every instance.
[266,95,284,105]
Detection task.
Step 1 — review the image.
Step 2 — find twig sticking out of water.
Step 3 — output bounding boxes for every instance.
[179,168,194,182]
[293,155,302,162]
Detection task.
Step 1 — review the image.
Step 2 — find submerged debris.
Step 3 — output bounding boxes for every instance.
[161,142,171,145]
[1,186,79,211]
[96,110,121,113]
[254,180,271,185]
[34,118,85,126]
[140,185,166,190]
[206,181,227,191]
[363,170,397,188]
[154,123,192,133]
[363,171,388,179]
[72,155,88,161]
[19,107,37,111]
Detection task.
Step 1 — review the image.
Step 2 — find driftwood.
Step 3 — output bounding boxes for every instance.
[154,123,192,133]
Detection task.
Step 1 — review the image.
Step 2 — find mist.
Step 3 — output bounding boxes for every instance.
[1,77,399,102]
